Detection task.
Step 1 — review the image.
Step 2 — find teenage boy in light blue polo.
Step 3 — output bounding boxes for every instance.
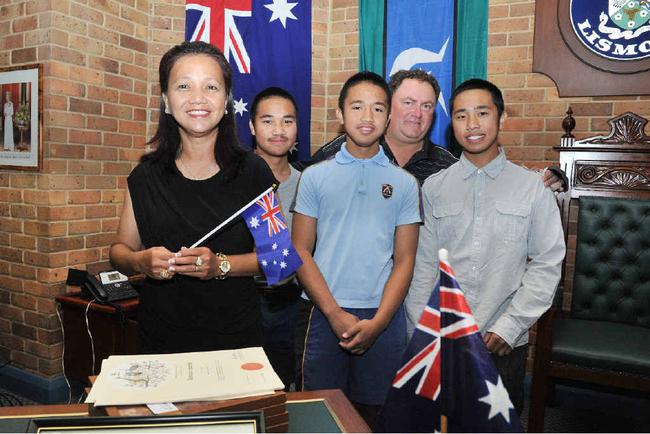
[292,71,421,427]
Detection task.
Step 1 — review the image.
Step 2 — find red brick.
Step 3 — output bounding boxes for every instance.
[12,293,37,311]
[86,176,117,189]
[87,116,118,132]
[85,205,116,219]
[503,118,545,132]
[490,17,530,33]
[10,204,36,219]
[69,130,102,145]
[86,146,118,161]
[10,234,35,250]
[46,79,85,98]
[12,322,37,340]
[36,266,70,283]
[0,246,22,262]
[120,34,147,53]
[37,206,85,221]
[104,132,134,147]
[24,251,67,268]
[69,220,102,235]
[48,143,86,159]
[12,16,38,32]
[86,232,116,247]
[24,221,67,237]
[68,249,100,265]
[88,85,119,103]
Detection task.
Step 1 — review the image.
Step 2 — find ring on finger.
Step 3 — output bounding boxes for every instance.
[195,256,203,267]
[160,269,170,279]
[195,264,201,272]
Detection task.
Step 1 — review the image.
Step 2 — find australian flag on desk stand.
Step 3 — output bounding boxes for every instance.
[185,0,311,162]
[241,189,302,286]
[375,249,522,433]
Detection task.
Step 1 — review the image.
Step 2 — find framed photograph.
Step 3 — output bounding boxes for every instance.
[0,64,42,170]
[28,411,265,433]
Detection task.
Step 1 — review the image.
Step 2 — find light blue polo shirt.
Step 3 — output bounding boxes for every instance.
[293,143,421,308]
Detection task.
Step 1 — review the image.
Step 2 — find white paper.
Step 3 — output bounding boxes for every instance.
[86,347,284,406]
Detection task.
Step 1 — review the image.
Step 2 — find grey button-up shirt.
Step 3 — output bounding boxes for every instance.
[405,149,565,348]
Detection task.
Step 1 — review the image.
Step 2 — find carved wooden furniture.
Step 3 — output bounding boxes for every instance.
[528,111,650,432]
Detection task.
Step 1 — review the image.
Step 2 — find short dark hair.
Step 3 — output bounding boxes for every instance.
[338,71,391,113]
[250,87,298,121]
[388,69,440,100]
[144,41,245,179]
[450,78,505,118]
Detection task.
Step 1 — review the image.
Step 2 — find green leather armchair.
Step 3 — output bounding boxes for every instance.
[528,111,650,432]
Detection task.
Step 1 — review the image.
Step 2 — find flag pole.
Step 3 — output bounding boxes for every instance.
[189,185,275,249]
[439,249,449,433]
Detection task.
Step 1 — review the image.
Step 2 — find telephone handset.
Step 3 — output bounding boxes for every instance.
[82,271,138,302]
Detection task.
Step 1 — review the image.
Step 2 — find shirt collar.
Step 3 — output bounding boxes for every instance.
[459,147,506,179]
[335,142,390,166]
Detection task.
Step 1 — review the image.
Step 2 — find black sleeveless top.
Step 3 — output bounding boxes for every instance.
[128,152,276,353]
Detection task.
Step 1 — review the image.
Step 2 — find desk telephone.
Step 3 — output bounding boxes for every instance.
[83,271,138,302]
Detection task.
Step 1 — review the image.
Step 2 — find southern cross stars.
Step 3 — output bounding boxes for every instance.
[478,376,514,423]
[233,98,248,116]
[264,0,298,28]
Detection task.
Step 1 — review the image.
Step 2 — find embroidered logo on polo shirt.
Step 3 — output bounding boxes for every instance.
[382,184,393,198]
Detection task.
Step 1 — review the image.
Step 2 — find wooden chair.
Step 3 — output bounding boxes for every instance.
[528,110,650,432]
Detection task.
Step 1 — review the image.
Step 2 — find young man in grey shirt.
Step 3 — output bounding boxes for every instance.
[405,79,566,415]
[250,87,302,390]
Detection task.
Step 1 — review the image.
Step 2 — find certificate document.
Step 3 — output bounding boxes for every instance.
[86,347,284,406]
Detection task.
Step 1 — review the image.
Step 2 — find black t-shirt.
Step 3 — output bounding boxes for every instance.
[128,152,276,353]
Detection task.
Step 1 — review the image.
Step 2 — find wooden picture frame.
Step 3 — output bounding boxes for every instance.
[0,63,42,170]
[28,411,265,433]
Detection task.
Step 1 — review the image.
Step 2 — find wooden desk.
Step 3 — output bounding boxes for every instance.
[55,292,139,383]
[0,390,370,433]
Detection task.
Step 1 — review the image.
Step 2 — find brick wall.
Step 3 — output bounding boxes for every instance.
[0,0,155,377]
[1,0,648,381]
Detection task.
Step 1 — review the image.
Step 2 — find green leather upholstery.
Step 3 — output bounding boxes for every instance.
[571,196,650,327]
[552,318,650,376]
[553,196,650,375]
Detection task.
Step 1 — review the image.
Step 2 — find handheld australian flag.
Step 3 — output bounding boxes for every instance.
[241,188,302,285]
[375,249,522,433]
[185,0,311,161]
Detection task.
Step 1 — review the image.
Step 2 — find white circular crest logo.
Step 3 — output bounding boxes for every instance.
[570,0,650,60]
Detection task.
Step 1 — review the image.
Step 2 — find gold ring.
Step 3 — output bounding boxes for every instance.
[160,269,170,279]
[195,264,201,272]
[195,256,203,267]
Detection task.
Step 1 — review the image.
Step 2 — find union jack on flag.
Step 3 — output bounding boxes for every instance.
[185,0,311,161]
[376,250,522,433]
[241,188,302,285]
[256,192,287,237]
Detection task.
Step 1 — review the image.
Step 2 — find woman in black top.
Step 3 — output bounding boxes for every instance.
[109,41,276,353]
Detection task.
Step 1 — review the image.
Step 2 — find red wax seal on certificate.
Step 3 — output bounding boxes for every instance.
[241,362,264,371]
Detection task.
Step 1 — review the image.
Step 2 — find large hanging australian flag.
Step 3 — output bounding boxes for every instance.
[185,0,311,161]
[375,249,523,433]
